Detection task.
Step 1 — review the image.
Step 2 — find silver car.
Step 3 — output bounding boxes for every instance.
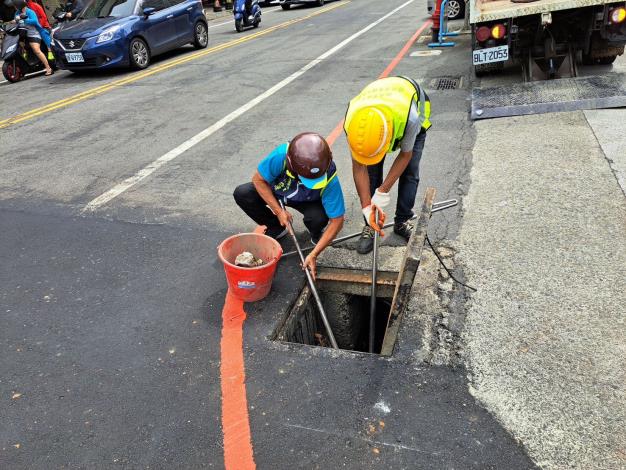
[427,0,465,20]
[279,0,329,10]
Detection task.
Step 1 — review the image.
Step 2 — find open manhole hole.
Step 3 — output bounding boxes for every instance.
[272,268,399,355]
[431,76,462,90]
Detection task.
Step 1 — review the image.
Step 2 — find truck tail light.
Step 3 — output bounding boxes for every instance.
[491,24,507,39]
[476,26,491,42]
[610,7,626,23]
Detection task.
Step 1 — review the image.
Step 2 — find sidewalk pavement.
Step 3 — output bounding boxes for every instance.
[204,6,233,22]
[457,110,626,470]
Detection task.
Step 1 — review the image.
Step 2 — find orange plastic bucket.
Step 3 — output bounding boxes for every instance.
[217,233,283,302]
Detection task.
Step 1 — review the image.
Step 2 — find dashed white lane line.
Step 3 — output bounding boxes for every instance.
[83,0,416,211]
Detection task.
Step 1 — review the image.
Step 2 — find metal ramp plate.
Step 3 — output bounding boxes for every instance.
[471,73,626,120]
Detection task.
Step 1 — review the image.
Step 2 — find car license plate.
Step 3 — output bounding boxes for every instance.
[65,52,84,63]
[472,45,508,65]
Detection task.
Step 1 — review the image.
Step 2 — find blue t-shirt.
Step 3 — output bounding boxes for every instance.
[16,8,51,46]
[257,143,345,219]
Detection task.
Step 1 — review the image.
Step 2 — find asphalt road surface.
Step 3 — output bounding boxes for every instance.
[1,0,624,468]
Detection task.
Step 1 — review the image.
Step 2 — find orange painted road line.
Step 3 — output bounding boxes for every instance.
[325,19,432,148]
[218,224,266,469]
[378,20,433,80]
[326,119,346,147]
[220,291,256,470]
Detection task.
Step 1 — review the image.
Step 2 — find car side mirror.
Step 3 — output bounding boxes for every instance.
[143,7,155,17]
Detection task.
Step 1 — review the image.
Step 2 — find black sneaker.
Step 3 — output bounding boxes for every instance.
[393,220,414,241]
[356,225,375,254]
[266,226,288,240]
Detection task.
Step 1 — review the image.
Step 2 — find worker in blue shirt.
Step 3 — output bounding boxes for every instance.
[234,132,345,278]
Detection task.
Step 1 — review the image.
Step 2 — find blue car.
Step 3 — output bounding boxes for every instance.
[52,0,208,71]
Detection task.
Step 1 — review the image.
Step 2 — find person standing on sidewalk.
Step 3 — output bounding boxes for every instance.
[233,132,345,277]
[344,75,431,254]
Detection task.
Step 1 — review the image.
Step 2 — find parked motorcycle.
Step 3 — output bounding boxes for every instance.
[52,0,84,22]
[52,10,69,24]
[1,23,56,82]
[234,0,261,32]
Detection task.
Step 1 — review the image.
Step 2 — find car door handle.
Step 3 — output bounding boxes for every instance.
[166,14,173,18]
[186,6,192,10]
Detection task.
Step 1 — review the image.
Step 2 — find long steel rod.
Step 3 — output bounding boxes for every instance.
[279,201,338,349]
[369,211,379,353]
[281,199,458,259]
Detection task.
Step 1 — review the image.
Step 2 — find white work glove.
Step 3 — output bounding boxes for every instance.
[371,188,391,210]
[361,204,386,235]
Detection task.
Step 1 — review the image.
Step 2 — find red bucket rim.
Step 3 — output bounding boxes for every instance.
[217,232,283,270]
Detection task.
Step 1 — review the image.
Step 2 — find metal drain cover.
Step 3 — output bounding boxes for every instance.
[471,72,626,119]
[432,77,462,90]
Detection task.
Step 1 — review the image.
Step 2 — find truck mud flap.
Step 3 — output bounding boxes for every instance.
[471,72,626,120]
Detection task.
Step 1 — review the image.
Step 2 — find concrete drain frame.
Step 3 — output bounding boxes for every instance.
[272,188,436,357]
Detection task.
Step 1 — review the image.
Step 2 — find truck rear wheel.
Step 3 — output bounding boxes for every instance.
[597,55,617,65]
[583,54,618,65]
[583,35,624,66]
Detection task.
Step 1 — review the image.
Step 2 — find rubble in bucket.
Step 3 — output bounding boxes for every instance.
[235,251,265,268]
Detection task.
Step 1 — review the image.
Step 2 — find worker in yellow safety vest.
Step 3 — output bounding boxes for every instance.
[344,76,431,254]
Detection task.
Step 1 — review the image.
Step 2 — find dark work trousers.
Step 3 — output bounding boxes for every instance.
[233,182,329,236]
[367,130,427,225]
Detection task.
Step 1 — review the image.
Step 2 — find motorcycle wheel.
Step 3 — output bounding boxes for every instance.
[253,18,260,28]
[235,18,243,32]
[2,60,24,83]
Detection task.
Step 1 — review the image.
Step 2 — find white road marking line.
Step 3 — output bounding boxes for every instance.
[207,19,233,28]
[84,0,415,211]
[0,69,46,85]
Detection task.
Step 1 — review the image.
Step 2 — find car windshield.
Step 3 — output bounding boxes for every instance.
[79,0,138,18]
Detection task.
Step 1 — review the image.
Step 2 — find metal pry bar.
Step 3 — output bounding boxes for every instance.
[369,210,380,353]
[279,200,339,349]
[281,199,458,259]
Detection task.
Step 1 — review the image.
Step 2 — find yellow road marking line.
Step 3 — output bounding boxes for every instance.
[0,1,348,130]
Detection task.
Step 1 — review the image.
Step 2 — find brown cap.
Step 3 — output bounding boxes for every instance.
[287,132,332,180]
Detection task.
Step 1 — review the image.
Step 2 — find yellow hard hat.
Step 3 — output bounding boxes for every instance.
[346,106,393,166]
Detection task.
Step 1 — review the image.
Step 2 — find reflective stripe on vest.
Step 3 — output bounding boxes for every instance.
[344,77,431,153]
[273,160,338,203]
[400,75,432,133]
